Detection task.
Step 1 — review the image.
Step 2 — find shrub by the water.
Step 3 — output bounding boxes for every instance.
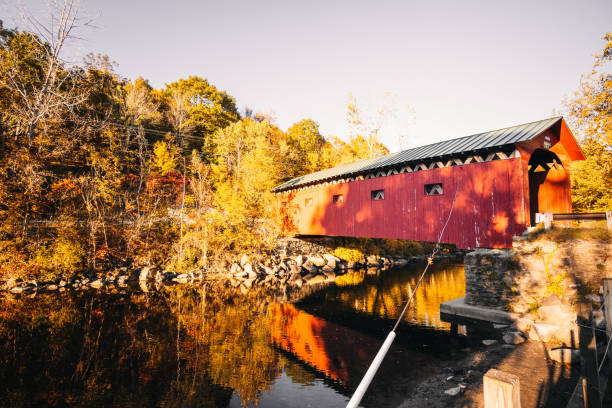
[332,247,364,263]
[33,237,86,281]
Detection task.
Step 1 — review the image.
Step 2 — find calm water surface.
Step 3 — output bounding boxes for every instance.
[0,262,479,407]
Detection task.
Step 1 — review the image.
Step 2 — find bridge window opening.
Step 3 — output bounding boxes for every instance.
[371,189,385,200]
[425,183,443,196]
[333,194,344,204]
[305,198,313,207]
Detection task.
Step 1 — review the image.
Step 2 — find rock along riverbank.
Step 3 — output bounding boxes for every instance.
[0,238,466,296]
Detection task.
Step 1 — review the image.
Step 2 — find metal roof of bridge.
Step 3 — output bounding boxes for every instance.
[273,116,562,192]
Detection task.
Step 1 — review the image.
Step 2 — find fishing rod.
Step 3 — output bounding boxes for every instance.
[345,179,461,408]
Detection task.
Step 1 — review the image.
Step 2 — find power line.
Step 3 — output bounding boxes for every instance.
[109,122,207,142]
[79,121,209,154]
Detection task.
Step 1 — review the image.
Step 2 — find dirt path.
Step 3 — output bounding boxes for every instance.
[395,341,580,408]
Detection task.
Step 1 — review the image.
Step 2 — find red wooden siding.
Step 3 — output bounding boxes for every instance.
[280,158,528,249]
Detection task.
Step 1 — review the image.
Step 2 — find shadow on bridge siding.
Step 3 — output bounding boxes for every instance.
[281,159,526,250]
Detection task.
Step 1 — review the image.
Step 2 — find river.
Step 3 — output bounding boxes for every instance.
[0,261,486,407]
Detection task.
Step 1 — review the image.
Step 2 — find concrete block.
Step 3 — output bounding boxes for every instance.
[483,369,521,408]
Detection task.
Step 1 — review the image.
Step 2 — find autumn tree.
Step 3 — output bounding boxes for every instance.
[162,76,240,153]
[168,153,216,271]
[0,1,400,278]
[0,2,94,276]
[564,33,612,211]
[345,93,391,160]
[284,118,327,175]
[210,119,284,254]
[1,0,87,145]
[122,77,161,127]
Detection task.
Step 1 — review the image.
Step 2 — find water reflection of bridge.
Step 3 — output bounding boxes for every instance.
[270,303,438,393]
[269,262,468,396]
[328,263,466,330]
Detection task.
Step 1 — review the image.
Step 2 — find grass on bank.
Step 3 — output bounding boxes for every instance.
[528,221,611,243]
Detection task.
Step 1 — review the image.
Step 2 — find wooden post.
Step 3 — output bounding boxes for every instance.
[483,369,521,408]
[577,302,601,408]
[544,212,553,230]
[535,212,544,224]
[603,279,612,378]
[606,211,612,231]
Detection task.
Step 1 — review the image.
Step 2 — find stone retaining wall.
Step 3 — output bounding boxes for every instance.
[462,233,611,347]
[464,235,611,312]
[464,249,519,308]
[510,237,611,313]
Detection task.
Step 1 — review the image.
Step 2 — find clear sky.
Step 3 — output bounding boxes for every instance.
[4,0,611,151]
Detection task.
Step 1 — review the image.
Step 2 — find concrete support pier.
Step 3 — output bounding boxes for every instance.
[440,296,520,325]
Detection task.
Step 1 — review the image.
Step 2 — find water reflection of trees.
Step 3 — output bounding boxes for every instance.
[0,286,299,407]
[170,285,283,406]
[0,291,191,407]
[319,263,465,330]
[0,266,465,407]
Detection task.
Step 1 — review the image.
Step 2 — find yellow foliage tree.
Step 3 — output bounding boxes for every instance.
[211,119,284,253]
[151,141,176,175]
[564,33,612,211]
[285,119,327,174]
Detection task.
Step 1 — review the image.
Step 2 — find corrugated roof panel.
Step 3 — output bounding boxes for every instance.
[440,136,469,154]
[487,127,514,146]
[531,120,554,137]
[273,116,562,191]
[427,141,452,157]
[512,122,536,142]
[457,134,483,152]
[498,127,521,144]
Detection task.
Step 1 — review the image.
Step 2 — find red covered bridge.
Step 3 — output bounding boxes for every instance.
[274,117,585,249]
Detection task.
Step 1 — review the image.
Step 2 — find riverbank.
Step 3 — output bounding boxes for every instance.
[0,237,466,296]
[397,338,580,408]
